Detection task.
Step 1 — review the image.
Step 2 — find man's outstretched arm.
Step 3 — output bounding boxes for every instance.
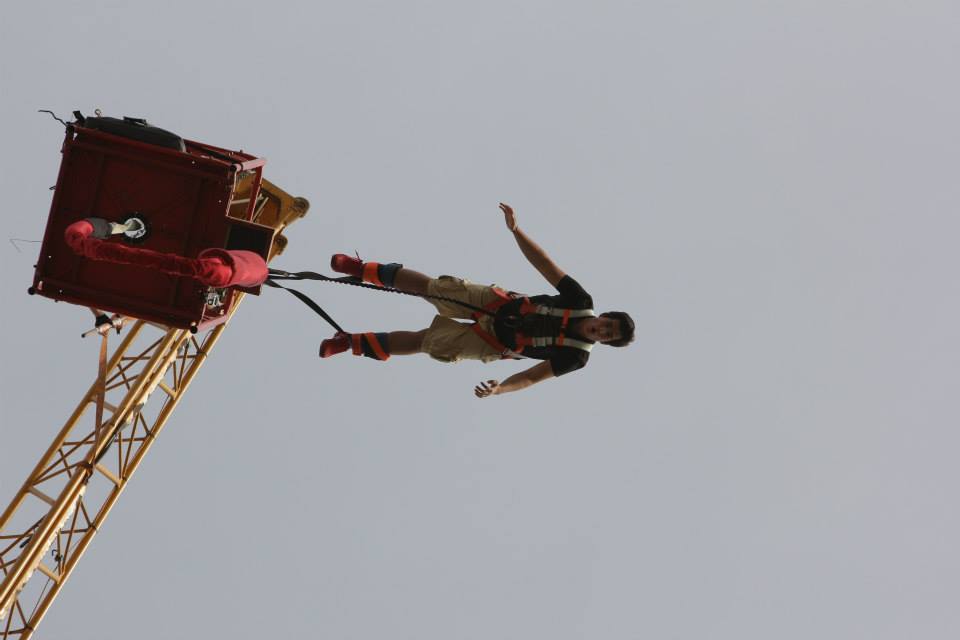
[500,203,566,288]
[474,361,555,398]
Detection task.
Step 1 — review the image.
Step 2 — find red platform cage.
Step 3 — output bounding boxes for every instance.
[31,117,276,331]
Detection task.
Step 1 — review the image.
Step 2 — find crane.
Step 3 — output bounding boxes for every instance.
[0,113,308,638]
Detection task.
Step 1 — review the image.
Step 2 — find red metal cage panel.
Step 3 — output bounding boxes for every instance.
[32,123,273,331]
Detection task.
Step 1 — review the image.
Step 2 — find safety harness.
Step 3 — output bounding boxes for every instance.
[469,287,595,359]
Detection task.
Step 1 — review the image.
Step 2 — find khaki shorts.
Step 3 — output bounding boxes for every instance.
[420,276,504,363]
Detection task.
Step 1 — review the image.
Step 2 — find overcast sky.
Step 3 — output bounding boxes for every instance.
[2,1,959,638]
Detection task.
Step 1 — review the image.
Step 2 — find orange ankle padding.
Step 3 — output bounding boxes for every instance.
[364,332,390,361]
[362,262,383,287]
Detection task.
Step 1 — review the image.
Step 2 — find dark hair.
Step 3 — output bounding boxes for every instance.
[600,311,635,347]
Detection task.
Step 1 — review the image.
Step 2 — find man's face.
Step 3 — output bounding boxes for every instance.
[582,316,622,343]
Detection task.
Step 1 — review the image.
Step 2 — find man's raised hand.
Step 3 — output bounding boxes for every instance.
[500,202,517,232]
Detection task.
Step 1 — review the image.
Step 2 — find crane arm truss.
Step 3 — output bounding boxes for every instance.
[0,315,234,638]
[1,177,307,639]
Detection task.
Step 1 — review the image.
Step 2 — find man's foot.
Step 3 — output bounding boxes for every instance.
[330,253,363,278]
[319,331,351,358]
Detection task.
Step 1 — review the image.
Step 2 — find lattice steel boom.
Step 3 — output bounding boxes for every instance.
[1,178,307,638]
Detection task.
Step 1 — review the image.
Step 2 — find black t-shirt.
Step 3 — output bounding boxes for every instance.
[493,275,594,376]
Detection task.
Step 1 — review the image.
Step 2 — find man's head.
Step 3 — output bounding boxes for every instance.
[579,312,635,347]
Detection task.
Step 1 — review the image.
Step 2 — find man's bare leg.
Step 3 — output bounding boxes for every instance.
[393,268,430,296]
[387,329,427,355]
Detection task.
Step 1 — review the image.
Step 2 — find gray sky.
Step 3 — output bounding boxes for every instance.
[2,1,959,638]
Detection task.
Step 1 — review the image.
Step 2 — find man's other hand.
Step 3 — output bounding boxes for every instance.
[475,379,501,398]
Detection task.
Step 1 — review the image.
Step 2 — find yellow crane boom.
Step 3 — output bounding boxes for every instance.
[1,179,307,639]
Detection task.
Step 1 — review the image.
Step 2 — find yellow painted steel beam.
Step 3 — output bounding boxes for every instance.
[1,180,308,639]
[0,325,186,632]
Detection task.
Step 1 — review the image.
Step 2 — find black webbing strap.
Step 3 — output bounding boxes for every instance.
[264,278,346,333]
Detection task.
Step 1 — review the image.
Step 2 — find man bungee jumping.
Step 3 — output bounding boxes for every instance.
[319,203,635,398]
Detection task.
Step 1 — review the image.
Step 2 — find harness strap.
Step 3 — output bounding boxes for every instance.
[469,287,519,358]
[264,278,346,333]
[557,309,571,346]
[532,305,595,318]
[470,323,516,359]
[516,334,594,351]
[469,287,514,319]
